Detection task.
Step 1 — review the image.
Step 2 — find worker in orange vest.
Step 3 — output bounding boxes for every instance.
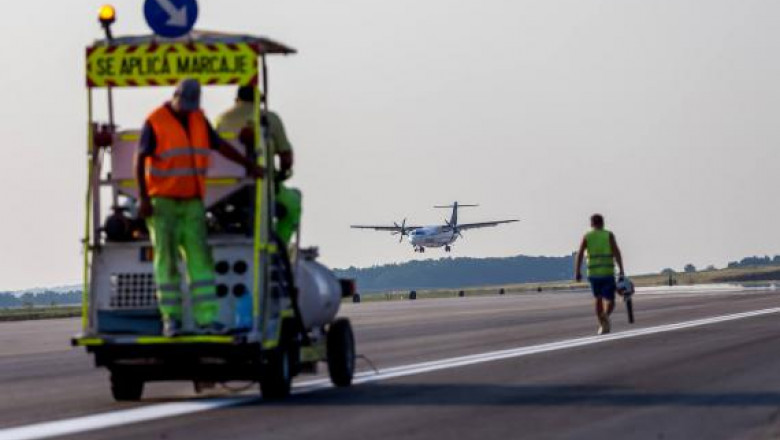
[135,79,263,336]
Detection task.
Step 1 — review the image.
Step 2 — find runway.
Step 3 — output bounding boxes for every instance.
[1,288,780,439]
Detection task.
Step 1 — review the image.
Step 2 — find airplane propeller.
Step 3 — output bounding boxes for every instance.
[445,219,464,239]
[392,218,408,243]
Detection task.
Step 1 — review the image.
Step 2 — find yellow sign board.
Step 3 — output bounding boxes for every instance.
[86,42,259,87]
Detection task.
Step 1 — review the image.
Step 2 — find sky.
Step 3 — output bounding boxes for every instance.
[1,0,779,290]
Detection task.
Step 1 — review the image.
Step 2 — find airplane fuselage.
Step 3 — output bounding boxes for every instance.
[408,226,457,249]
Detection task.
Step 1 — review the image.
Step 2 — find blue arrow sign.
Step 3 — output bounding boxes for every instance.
[144,0,198,39]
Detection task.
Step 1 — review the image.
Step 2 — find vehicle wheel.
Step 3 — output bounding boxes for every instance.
[327,318,355,387]
[260,340,294,399]
[110,373,144,401]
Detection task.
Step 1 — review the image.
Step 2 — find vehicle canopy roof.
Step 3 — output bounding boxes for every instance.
[91,30,296,55]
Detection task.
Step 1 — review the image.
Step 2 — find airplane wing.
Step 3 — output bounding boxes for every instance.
[350,225,423,232]
[457,220,519,231]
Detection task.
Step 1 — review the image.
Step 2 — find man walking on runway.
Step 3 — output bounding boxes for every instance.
[575,214,625,335]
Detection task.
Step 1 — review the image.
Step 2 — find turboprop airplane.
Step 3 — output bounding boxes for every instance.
[351,202,519,253]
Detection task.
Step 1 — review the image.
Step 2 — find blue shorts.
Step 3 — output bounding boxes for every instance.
[589,276,616,301]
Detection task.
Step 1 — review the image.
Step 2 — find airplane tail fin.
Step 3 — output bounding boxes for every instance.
[433,202,478,227]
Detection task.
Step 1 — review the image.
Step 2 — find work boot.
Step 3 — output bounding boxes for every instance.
[596,315,608,335]
[601,316,612,335]
[163,318,182,337]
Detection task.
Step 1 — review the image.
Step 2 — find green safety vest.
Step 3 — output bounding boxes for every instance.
[586,229,615,277]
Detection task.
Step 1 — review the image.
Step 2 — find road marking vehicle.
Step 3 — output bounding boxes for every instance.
[73,4,356,402]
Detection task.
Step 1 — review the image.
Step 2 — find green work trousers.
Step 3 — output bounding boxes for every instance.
[146,197,218,326]
[276,185,302,244]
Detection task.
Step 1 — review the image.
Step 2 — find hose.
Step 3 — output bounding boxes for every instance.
[272,233,311,346]
[219,381,257,393]
[357,354,380,375]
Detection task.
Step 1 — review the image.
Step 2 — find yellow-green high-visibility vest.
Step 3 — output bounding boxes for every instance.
[586,229,615,277]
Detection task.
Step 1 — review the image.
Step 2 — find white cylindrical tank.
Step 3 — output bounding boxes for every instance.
[296,259,342,329]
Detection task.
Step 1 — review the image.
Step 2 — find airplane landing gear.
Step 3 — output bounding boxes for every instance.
[445,246,452,252]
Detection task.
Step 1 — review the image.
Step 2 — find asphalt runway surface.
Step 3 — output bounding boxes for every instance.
[2,288,780,439]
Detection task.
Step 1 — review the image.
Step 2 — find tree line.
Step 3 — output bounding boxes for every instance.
[727,255,780,269]
[669,255,780,274]
[6,253,780,302]
[0,291,81,308]
[335,255,576,292]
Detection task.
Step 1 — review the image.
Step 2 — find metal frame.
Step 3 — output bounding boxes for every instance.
[81,34,291,348]
[72,30,359,400]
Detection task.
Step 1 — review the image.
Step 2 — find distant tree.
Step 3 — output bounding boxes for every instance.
[738,256,772,267]
[705,265,716,271]
[661,268,675,275]
[684,264,696,273]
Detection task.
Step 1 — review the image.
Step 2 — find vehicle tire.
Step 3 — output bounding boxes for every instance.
[327,318,355,387]
[110,373,144,401]
[260,332,296,400]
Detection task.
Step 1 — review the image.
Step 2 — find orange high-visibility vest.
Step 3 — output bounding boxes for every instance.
[145,105,212,199]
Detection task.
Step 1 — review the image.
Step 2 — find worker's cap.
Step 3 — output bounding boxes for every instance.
[174,79,201,111]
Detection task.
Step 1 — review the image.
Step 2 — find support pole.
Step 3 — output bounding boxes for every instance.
[258,55,276,346]
[82,89,94,332]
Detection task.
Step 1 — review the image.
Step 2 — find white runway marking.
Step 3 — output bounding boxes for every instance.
[3,306,780,440]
